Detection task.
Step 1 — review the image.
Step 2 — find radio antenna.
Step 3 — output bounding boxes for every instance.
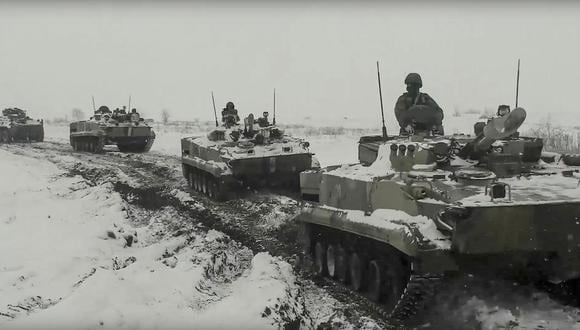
[376,61,387,138]
[515,59,520,108]
[211,92,218,127]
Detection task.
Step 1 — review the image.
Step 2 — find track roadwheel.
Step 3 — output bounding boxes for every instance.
[214,180,225,201]
[383,260,406,309]
[196,173,201,191]
[367,260,383,302]
[202,175,208,195]
[313,241,326,276]
[335,245,349,283]
[298,223,312,255]
[349,252,365,292]
[185,169,191,187]
[197,173,203,192]
[326,245,337,278]
[207,177,215,198]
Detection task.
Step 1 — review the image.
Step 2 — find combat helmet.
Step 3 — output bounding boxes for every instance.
[405,73,423,87]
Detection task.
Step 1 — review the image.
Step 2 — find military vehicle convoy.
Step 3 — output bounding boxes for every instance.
[181,112,317,200]
[295,106,580,320]
[69,105,155,153]
[0,108,44,142]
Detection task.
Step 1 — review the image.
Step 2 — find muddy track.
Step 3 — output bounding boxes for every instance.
[0,141,396,328]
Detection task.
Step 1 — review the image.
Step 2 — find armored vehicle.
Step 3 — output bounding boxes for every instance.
[181,114,317,200]
[296,106,580,320]
[0,108,44,142]
[69,105,155,153]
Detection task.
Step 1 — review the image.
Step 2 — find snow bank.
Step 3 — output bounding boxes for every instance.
[0,149,306,329]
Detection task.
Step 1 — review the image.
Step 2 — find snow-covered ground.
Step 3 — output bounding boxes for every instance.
[0,148,308,329]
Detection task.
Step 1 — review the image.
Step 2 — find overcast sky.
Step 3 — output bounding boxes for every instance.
[1,1,579,127]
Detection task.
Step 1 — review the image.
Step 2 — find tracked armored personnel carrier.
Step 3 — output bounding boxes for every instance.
[69,105,155,153]
[296,107,580,320]
[181,114,317,200]
[0,108,44,142]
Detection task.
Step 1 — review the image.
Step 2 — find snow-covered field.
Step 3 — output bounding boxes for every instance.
[4,113,580,329]
[0,148,309,329]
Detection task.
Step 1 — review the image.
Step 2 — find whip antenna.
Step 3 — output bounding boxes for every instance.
[376,61,387,138]
[211,92,218,127]
[273,88,276,125]
[515,59,520,108]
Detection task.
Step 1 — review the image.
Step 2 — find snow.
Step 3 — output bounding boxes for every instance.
[318,206,451,250]
[459,173,580,206]
[430,277,580,330]
[0,148,305,329]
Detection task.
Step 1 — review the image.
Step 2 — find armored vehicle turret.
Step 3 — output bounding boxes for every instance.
[0,108,44,142]
[69,105,155,153]
[296,107,580,320]
[181,113,317,200]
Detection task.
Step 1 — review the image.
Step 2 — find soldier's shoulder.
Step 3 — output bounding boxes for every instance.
[396,93,409,101]
[420,92,437,101]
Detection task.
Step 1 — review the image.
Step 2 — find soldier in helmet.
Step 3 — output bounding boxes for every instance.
[130,108,140,122]
[257,111,270,127]
[394,73,444,135]
[497,104,510,117]
[221,101,240,128]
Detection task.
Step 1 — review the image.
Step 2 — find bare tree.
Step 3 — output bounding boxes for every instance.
[71,108,85,121]
[161,109,170,125]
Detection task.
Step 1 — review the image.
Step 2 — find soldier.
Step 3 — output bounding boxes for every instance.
[221,102,240,128]
[257,111,270,127]
[497,104,510,117]
[130,108,140,122]
[112,107,121,120]
[394,73,444,135]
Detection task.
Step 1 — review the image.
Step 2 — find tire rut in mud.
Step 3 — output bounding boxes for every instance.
[112,182,302,259]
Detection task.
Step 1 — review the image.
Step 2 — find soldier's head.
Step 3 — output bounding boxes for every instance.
[226,102,235,110]
[263,111,269,118]
[497,104,510,117]
[132,108,137,113]
[405,73,422,97]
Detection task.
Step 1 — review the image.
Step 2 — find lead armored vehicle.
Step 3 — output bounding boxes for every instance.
[69,105,155,153]
[0,108,44,142]
[181,113,317,200]
[296,106,580,320]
